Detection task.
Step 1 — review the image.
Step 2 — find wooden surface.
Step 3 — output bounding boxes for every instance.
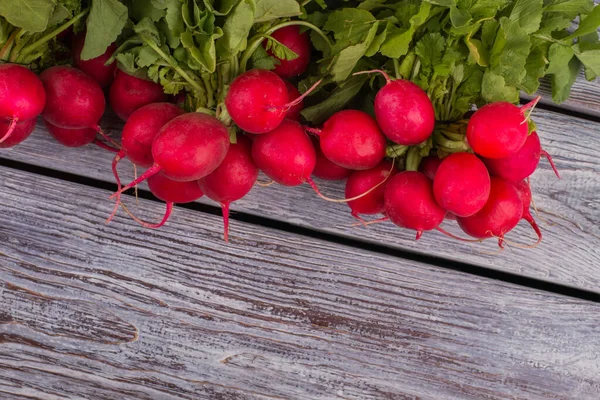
[1,166,600,399]
[3,108,600,294]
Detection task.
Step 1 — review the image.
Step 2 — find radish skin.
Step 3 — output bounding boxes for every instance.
[199,136,259,242]
[384,171,447,239]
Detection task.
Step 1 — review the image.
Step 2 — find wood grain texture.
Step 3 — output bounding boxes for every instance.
[1,166,600,399]
[3,110,600,293]
[531,73,600,117]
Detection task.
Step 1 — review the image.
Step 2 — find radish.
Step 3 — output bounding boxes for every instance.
[265,26,311,78]
[284,80,303,121]
[72,33,117,88]
[514,179,542,245]
[251,119,316,186]
[225,69,318,134]
[354,69,434,145]
[0,64,46,144]
[384,171,447,239]
[309,109,386,170]
[199,136,259,242]
[225,69,288,134]
[345,160,397,222]
[110,112,230,199]
[40,66,105,129]
[43,119,117,152]
[483,131,560,182]
[0,118,36,148]
[418,156,442,180]
[121,173,204,229]
[109,70,167,121]
[433,152,490,217]
[311,136,351,181]
[466,97,539,159]
[456,177,522,247]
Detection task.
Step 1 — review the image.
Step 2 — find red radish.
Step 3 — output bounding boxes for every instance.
[311,109,386,170]
[40,66,105,129]
[433,152,491,217]
[354,69,434,145]
[311,136,351,180]
[346,160,397,222]
[0,118,36,148]
[0,64,46,144]
[109,70,167,121]
[419,156,442,180]
[483,131,560,182]
[199,136,259,242]
[122,173,204,229]
[110,112,230,199]
[251,119,316,186]
[513,179,542,244]
[72,33,117,88]
[466,97,539,159]
[116,102,184,169]
[456,177,522,247]
[43,119,118,152]
[265,26,311,78]
[225,69,288,134]
[284,80,303,121]
[384,171,447,239]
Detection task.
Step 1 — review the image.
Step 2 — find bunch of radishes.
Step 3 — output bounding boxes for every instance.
[302,70,560,248]
[0,21,559,249]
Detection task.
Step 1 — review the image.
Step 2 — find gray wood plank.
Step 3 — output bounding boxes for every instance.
[1,166,600,399]
[2,112,600,294]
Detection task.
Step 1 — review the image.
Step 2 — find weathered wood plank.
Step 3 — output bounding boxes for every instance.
[2,110,600,293]
[530,73,600,117]
[1,166,599,399]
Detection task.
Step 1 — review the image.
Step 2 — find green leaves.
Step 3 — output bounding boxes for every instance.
[82,0,128,60]
[0,0,55,32]
[254,0,301,23]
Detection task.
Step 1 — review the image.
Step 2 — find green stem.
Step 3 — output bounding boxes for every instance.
[139,33,205,95]
[405,147,421,172]
[393,58,400,80]
[433,131,468,151]
[239,21,333,72]
[437,128,464,142]
[13,8,90,63]
[202,75,215,108]
[0,28,22,60]
[386,144,408,158]
[105,38,143,65]
[410,58,421,81]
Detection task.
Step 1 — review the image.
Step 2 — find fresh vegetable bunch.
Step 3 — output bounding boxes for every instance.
[0,0,598,249]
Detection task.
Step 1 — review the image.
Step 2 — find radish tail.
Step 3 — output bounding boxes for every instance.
[351,211,368,227]
[520,96,541,112]
[523,211,543,246]
[304,126,322,136]
[109,163,162,199]
[306,162,394,203]
[436,226,483,243]
[540,149,561,179]
[120,200,173,229]
[351,214,390,227]
[415,230,423,240]
[222,202,231,242]
[0,118,18,144]
[93,124,121,149]
[352,69,392,84]
[285,78,323,109]
[106,150,126,223]
[93,139,119,153]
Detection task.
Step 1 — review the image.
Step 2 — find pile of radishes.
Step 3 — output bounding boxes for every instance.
[0,24,559,249]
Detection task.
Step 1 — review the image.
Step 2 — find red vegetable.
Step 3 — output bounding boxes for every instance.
[109,70,167,121]
[72,33,117,88]
[265,26,312,78]
[346,160,397,221]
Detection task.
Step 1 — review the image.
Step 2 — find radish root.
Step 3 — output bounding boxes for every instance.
[306,161,395,204]
[0,118,18,144]
[119,200,173,229]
